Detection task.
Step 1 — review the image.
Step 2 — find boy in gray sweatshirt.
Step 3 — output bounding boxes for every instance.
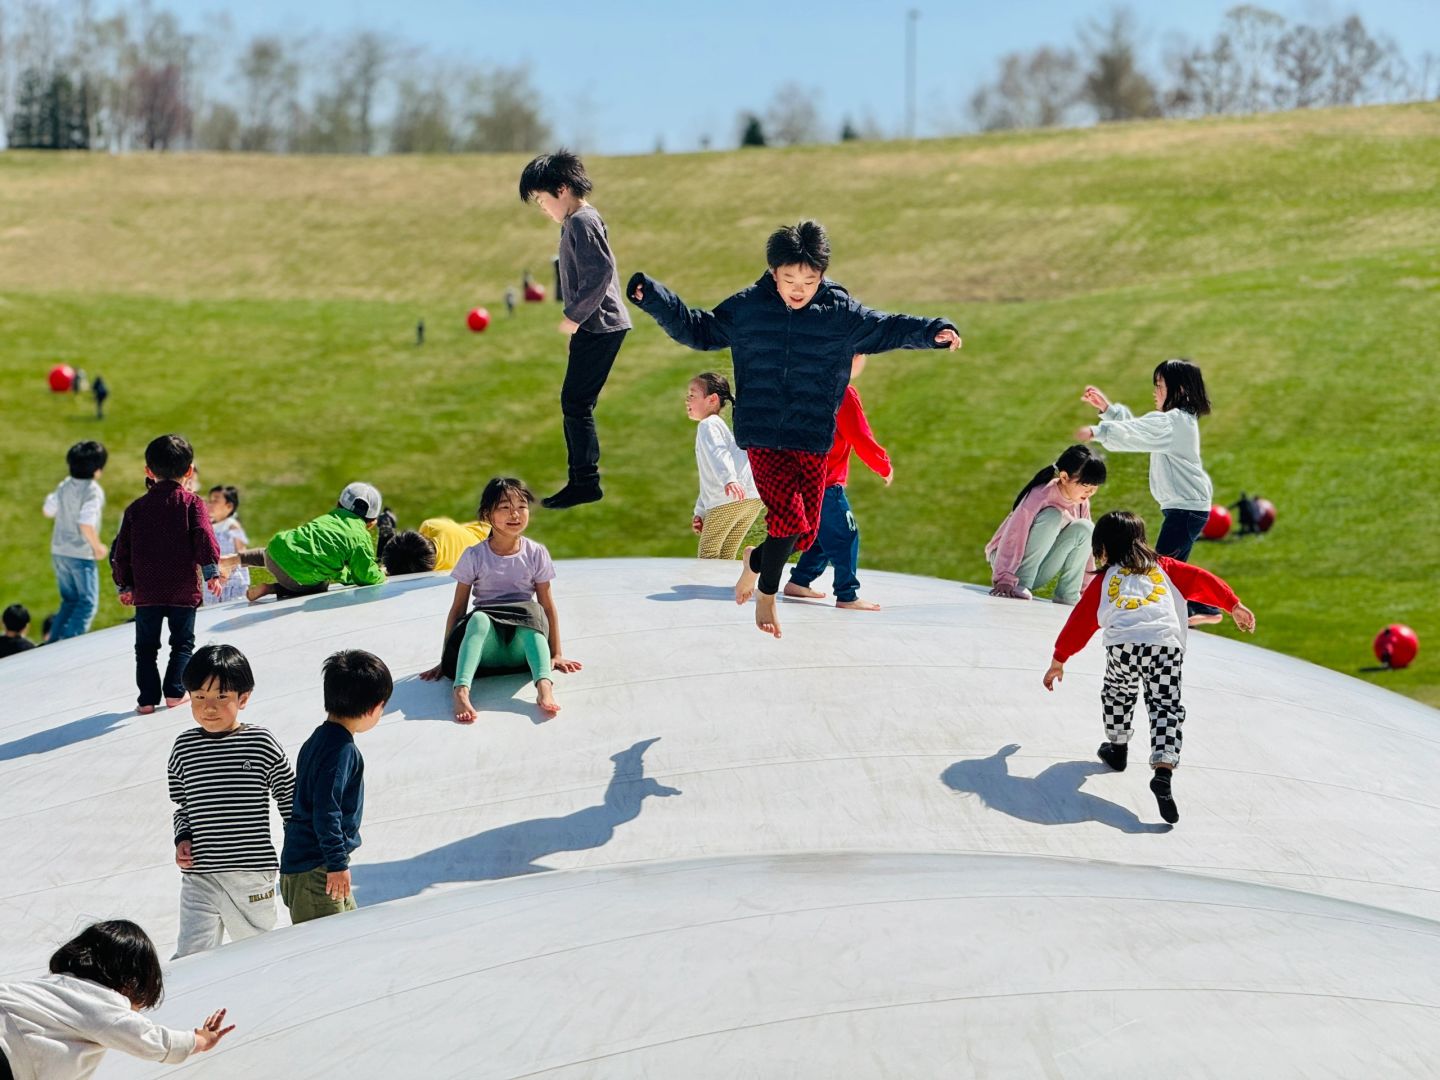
[41,441,109,641]
[518,149,631,509]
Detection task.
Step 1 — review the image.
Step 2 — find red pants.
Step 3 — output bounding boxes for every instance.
[746,448,827,552]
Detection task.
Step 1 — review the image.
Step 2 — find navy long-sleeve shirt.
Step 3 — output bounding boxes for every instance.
[280,721,364,874]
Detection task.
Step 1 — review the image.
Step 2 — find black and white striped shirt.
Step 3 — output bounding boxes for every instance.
[168,725,295,874]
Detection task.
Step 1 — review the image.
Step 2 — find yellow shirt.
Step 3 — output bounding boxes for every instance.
[419,518,491,572]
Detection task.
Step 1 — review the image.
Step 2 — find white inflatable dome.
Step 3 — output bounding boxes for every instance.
[0,559,1435,1076]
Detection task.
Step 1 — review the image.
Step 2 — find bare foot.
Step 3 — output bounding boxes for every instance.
[246,583,273,603]
[536,680,560,718]
[784,581,825,599]
[754,592,782,638]
[452,685,477,724]
[165,694,190,708]
[1188,612,1224,627]
[836,598,881,611]
[735,546,760,605]
[136,704,156,715]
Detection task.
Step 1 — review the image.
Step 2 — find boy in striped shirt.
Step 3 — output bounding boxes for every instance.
[168,645,295,957]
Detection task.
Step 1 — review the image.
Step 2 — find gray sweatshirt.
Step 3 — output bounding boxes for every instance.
[558,205,631,334]
[1094,403,1213,512]
[43,477,105,560]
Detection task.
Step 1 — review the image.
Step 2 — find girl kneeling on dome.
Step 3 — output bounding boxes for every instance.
[420,478,582,721]
[1043,510,1256,824]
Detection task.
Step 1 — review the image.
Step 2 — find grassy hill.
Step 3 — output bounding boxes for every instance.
[2,104,1437,704]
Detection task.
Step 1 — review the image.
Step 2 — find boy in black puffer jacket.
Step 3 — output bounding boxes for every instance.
[628,220,960,639]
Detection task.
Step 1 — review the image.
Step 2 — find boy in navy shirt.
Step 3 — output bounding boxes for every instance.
[279,650,392,924]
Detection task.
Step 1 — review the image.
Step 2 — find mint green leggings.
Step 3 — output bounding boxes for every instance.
[453,613,552,690]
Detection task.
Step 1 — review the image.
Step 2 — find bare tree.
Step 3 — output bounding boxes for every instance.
[389,76,453,153]
[193,99,238,150]
[237,35,298,151]
[1080,8,1159,121]
[764,82,823,146]
[459,64,549,152]
[128,60,188,148]
[970,47,1082,130]
[1273,22,1330,109]
[1324,15,1402,106]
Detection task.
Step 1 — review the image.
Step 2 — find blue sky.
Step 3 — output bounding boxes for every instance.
[166,0,1437,153]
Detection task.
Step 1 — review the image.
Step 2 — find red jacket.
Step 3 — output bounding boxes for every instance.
[825,386,892,487]
[112,481,222,608]
[1053,557,1239,662]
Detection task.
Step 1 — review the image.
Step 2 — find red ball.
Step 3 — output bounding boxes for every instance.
[48,364,75,393]
[523,283,546,302]
[466,307,491,333]
[1255,498,1276,533]
[1374,625,1419,669]
[1201,504,1231,540]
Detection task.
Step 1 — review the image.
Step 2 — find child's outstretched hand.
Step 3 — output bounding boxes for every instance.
[193,1008,235,1053]
[691,515,704,535]
[1231,602,1257,633]
[935,328,962,351]
[1082,386,1111,412]
[1075,426,1096,442]
[883,468,895,488]
[1043,659,1065,690]
[631,280,645,302]
[553,656,583,674]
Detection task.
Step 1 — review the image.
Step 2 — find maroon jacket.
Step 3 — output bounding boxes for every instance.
[111,481,222,607]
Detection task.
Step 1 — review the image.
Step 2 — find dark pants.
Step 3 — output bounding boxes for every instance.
[560,328,627,485]
[788,485,862,602]
[1,1043,14,1080]
[134,605,197,705]
[1156,508,1219,617]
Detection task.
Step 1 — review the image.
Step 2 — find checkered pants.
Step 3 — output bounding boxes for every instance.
[1102,643,1185,767]
[745,447,828,551]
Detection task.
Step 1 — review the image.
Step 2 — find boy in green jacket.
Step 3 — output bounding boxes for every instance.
[226,483,386,602]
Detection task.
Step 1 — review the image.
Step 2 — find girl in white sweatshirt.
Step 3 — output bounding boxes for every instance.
[685,372,763,560]
[0,920,232,1080]
[1077,358,1222,624]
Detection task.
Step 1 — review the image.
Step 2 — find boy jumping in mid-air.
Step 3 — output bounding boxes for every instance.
[518,149,631,510]
[629,220,960,638]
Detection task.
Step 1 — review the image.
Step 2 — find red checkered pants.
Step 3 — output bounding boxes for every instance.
[745,447,827,552]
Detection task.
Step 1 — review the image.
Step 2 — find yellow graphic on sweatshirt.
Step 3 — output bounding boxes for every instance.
[1107,567,1168,611]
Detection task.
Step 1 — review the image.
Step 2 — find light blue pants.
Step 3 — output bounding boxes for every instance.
[50,554,100,641]
[1015,508,1093,603]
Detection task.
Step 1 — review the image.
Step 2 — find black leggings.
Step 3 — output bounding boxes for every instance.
[748,534,800,596]
[0,1044,14,1080]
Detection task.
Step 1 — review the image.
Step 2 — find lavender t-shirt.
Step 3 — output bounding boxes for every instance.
[451,536,556,607]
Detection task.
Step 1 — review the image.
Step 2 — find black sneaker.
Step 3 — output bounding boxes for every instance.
[542,483,603,510]
[1097,742,1128,771]
[1149,770,1180,824]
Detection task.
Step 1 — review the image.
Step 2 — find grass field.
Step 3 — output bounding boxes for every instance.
[2,104,1437,704]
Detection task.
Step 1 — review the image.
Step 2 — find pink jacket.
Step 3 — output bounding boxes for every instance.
[985,479,1094,589]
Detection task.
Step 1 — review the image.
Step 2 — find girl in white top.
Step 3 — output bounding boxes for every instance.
[1077,358,1222,624]
[0,920,232,1080]
[686,372,763,560]
[203,486,250,605]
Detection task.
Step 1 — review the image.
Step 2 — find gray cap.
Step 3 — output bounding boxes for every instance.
[338,481,383,521]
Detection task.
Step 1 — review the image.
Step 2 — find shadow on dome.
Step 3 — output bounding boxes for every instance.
[206,575,442,634]
[353,737,681,904]
[0,710,134,763]
[942,744,1171,834]
[645,583,738,603]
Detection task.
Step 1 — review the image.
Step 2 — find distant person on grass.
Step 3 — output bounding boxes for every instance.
[224,483,385,602]
[279,650,391,924]
[986,444,1106,606]
[783,353,893,611]
[0,604,37,659]
[111,435,224,714]
[169,645,294,957]
[685,371,762,560]
[1043,510,1256,825]
[42,440,108,641]
[91,375,108,420]
[420,478,582,721]
[0,920,233,1080]
[518,149,632,509]
[202,486,250,605]
[629,220,960,639]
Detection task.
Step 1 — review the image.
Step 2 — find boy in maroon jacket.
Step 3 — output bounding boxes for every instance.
[112,435,224,714]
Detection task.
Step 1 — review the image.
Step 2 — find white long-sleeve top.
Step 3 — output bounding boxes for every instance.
[694,415,759,516]
[1093,403,1213,512]
[0,974,197,1080]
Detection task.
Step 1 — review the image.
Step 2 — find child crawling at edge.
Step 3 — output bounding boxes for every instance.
[629,220,960,638]
[420,478,581,720]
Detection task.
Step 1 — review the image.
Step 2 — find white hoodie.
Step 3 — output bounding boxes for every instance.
[0,974,196,1080]
[694,414,759,516]
[1097,563,1188,652]
[1094,403,1213,512]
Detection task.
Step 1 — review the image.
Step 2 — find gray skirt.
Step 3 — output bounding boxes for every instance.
[440,601,550,680]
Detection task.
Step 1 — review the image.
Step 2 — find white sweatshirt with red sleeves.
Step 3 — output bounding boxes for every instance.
[1053,556,1239,662]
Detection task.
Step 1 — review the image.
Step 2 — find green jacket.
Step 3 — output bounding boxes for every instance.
[265,507,384,588]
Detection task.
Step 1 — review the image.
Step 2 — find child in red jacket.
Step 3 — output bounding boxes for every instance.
[783,354,892,610]
[1043,510,1256,824]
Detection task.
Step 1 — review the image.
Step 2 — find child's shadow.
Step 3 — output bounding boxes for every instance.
[646,584,737,603]
[206,575,441,634]
[353,737,681,904]
[385,672,540,724]
[941,744,1170,834]
[0,711,133,763]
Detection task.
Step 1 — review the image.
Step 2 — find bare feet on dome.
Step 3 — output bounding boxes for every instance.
[452,685,477,724]
[246,583,274,603]
[755,593,782,638]
[536,680,560,718]
[836,598,881,611]
[735,547,759,605]
[783,582,825,599]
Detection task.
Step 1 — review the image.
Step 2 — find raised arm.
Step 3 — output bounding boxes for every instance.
[1089,408,1177,453]
[836,390,892,479]
[627,272,734,351]
[846,298,959,356]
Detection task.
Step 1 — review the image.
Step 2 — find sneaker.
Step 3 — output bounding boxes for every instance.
[542,483,603,510]
[1149,770,1180,824]
[1097,742,1128,771]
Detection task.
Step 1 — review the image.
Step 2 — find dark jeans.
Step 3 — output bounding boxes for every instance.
[560,328,628,485]
[134,605,197,705]
[1156,508,1220,617]
[1,1043,14,1080]
[788,485,862,602]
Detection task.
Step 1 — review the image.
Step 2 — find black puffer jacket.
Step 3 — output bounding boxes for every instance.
[629,270,957,455]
